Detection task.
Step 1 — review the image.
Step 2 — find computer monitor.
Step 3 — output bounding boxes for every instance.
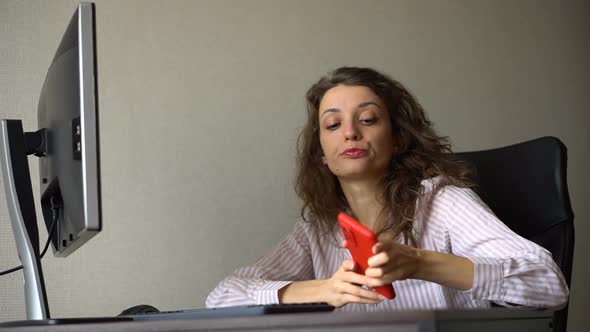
[38,1,100,257]
[0,2,99,320]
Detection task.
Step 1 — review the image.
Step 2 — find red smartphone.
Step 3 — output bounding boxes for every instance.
[337,212,396,300]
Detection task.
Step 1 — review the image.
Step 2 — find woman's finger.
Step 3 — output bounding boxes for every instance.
[340,260,355,271]
[340,271,371,286]
[366,270,402,287]
[341,294,382,304]
[368,251,390,267]
[365,267,384,278]
[372,242,382,254]
[340,282,383,301]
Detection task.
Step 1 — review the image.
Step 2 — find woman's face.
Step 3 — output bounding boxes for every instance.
[318,85,396,181]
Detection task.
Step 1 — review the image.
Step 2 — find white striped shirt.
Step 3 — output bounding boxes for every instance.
[206,179,569,311]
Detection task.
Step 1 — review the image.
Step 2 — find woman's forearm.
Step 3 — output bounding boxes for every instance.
[414,250,474,290]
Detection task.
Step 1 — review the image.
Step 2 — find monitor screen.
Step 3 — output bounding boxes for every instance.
[37,2,100,256]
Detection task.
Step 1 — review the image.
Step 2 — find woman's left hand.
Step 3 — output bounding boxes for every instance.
[364,234,475,290]
[364,235,422,287]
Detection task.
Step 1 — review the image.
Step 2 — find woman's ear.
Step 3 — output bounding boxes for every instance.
[321,156,327,165]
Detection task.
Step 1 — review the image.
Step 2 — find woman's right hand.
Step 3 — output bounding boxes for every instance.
[320,259,386,307]
[279,260,385,307]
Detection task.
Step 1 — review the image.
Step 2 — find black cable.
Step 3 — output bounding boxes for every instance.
[0,199,60,277]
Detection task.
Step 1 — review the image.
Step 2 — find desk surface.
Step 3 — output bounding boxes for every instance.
[0,308,553,332]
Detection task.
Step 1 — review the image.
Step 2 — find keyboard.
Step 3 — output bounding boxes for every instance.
[127,303,335,321]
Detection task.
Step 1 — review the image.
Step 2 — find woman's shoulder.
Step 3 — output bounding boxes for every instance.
[292,217,342,249]
[293,217,338,236]
[417,177,494,233]
[419,176,480,205]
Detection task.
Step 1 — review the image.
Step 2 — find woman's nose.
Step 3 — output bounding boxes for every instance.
[343,122,361,141]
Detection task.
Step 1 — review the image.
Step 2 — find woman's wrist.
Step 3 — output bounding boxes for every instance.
[414,249,474,290]
[412,248,429,281]
[279,280,325,304]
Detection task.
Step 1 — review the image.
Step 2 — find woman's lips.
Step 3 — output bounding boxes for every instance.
[342,148,367,158]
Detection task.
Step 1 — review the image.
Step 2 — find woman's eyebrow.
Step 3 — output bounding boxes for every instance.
[358,101,382,109]
[320,101,382,118]
[320,108,339,118]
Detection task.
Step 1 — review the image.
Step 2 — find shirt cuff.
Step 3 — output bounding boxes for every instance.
[255,281,294,305]
[467,256,505,301]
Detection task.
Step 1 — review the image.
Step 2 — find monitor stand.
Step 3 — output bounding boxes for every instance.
[0,120,129,326]
[1,119,50,320]
[0,316,133,327]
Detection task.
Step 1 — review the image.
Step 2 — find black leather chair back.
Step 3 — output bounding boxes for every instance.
[454,136,574,332]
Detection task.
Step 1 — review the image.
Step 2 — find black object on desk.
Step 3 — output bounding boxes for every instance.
[122,303,335,321]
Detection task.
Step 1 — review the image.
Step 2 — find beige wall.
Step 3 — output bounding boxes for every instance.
[1,0,588,330]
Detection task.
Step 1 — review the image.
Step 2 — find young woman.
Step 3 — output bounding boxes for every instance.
[206,67,568,311]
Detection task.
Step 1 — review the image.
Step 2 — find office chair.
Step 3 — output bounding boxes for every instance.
[454,136,575,332]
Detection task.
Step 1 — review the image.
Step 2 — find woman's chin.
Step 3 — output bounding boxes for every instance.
[335,169,382,182]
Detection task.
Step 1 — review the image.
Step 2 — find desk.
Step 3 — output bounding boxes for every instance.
[0,308,553,332]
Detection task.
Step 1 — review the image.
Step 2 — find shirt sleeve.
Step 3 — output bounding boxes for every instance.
[438,186,569,309]
[206,221,315,308]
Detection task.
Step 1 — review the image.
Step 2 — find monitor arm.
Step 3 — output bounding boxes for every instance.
[24,129,47,157]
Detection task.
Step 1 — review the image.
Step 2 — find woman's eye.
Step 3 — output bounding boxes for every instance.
[361,118,376,125]
[326,123,340,130]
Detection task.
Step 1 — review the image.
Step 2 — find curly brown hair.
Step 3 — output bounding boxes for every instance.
[295,67,474,246]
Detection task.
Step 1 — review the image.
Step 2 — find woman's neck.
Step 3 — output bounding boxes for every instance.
[339,177,384,230]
